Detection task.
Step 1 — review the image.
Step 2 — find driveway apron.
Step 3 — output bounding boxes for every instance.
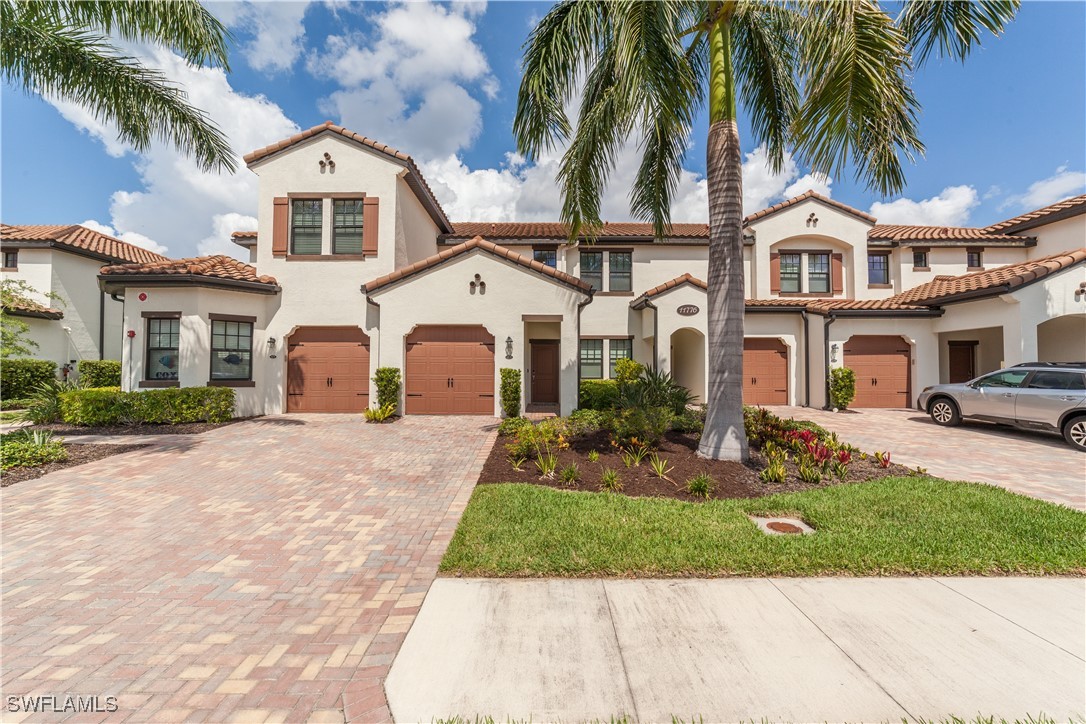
[1,414,495,723]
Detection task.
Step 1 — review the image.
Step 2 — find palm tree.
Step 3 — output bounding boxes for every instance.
[2,0,235,172]
[514,0,1017,461]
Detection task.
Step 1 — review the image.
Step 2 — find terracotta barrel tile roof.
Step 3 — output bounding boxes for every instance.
[744,298,816,307]
[231,230,258,239]
[892,248,1086,305]
[99,255,278,286]
[631,274,707,306]
[1,223,169,265]
[364,236,592,294]
[743,190,877,224]
[984,194,1086,233]
[867,224,1033,244]
[2,298,64,320]
[242,121,451,232]
[805,298,930,313]
[444,222,711,241]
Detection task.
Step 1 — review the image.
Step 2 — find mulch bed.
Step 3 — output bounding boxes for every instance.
[27,417,250,436]
[2,444,148,488]
[478,429,914,502]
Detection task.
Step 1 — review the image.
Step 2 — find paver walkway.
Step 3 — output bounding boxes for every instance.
[769,406,1086,510]
[2,414,496,723]
[388,577,1086,722]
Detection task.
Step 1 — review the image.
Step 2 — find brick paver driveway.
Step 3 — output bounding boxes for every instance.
[770,406,1085,510]
[2,414,496,722]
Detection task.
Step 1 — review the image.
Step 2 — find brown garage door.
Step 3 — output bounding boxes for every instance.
[287,327,370,412]
[405,326,495,415]
[743,338,788,405]
[843,335,911,408]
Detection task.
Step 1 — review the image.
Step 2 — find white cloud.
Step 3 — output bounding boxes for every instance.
[422,142,828,223]
[868,185,979,226]
[198,213,259,257]
[214,1,311,74]
[1002,166,1086,212]
[46,46,299,259]
[309,1,497,161]
[79,219,169,256]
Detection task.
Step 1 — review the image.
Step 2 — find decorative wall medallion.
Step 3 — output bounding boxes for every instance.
[319,152,336,172]
[806,212,819,228]
[677,304,699,316]
[469,273,487,295]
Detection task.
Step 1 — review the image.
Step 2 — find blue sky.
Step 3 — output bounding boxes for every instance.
[2,0,1084,259]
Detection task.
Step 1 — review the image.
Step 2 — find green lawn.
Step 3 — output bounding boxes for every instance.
[440,478,1086,577]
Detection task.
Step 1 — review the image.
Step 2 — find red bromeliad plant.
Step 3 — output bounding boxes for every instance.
[835,449,852,465]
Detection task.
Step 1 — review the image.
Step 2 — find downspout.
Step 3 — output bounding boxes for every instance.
[644,299,659,372]
[800,309,810,407]
[98,290,105,360]
[576,289,595,402]
[822,311,837,410]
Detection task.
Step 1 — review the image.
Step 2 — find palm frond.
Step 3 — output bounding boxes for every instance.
[731,3,801,174]
[899,0,1020,64]
[792,0,923,196]
[1,8,235,173]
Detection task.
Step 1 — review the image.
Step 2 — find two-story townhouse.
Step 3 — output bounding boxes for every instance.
[96,122,1086,418]
[1,224,168,371]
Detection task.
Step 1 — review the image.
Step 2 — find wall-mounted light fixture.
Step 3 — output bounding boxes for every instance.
[830,343,839,363]
[267,337,278,359]
[505,336,514,360]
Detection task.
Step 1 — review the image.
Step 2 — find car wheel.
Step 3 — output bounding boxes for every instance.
[929,398,960,426]
[1063,416,1086,452]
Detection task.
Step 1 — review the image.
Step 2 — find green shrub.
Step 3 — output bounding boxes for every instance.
[22,379,80,424]
[363,403,397,423]
[620,369,695,415]
[373,367,401,409]
[499,368,522,418]
[671,406,705,434]
[1,358,57,400]
[579,379,619,410]
[77,360,122,388]
[1,430,67,470]
[613,358,644,386]
[59,386,235,426]
[0,398,32,410]
[610,405,673,446]
[829,366,857,410]
[686,473,715,499]
[566,408,608,436]
[498,416,532,436]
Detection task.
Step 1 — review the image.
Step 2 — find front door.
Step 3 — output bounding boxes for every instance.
[948,341,977,383]
[531,341,560,404]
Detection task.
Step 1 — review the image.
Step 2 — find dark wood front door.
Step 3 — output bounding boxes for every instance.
[531,341,560,404]
[405,325,495,415]
[948,341,977,383]
[287,327,370,412]
[844,335,911,408]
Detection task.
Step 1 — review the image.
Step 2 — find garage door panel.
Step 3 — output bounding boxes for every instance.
[743,338,788,405]
[287,329,370,413]
[844,335,910,408]
[406,326,495,415]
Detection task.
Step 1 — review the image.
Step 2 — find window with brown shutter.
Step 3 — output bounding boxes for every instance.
[831,252,844,294]
[272,197,289,256]
[769,252,781,293]
[362,197,380,255]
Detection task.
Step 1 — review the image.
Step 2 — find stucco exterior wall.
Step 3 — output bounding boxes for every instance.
[1028,215,1086,258]
[898,246,1029,291]
[119,286,272,417]
[366,250,588,416]
[937,326,1004,382]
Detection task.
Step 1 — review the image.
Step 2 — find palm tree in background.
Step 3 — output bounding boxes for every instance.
[514,0,1018,461]
[2,0,235,172]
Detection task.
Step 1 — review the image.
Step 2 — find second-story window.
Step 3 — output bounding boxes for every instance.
[580,251,603,290]
[868,253,890,285]
[779,253,801,293]
[808,253,830,294]
[967,249,983,268]
[609,252,632,292]
[333,199,364,254]
[913,250,929,269]
[2,250,17,270]
[291,199,323,255]
[533,249,557,268]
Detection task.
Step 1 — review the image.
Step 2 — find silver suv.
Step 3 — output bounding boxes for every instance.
[917,363,1086,452]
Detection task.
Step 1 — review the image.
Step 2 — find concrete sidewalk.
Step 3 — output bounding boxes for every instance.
[387,577,1085,723]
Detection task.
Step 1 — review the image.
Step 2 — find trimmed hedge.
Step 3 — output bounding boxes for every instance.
[829,366,857,410]
[59,386,235,426]
[578,379,619,410]
[499,368,521,418]
[1,359,57,400]
[78,360,122,388]
[373,367,401,409]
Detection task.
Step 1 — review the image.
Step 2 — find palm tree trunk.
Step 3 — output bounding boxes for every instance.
[698,8,749,462]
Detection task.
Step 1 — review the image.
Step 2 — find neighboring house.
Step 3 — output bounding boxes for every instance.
[1,224,168,370]
[95,121,1086,417]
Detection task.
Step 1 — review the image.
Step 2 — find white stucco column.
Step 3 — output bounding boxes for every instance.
[999,296,1037,366]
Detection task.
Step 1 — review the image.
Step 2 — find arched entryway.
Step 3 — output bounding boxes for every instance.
[669,327,705,403]
[1038,314,1086,362]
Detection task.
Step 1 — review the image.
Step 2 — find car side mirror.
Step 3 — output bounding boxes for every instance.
[968,381,980,389]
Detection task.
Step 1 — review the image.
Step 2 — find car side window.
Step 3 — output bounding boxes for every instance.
[1026,371,1086,390]
[975,370,1029,388]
